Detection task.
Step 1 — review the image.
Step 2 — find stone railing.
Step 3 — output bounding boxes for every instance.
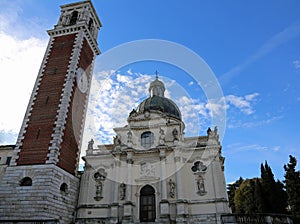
[221,213,293,224]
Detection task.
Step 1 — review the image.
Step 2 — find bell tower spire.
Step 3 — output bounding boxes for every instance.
[12,0,101,174]
[0,1,101,222]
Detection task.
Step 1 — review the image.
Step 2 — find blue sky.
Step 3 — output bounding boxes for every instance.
[0,0,300,183]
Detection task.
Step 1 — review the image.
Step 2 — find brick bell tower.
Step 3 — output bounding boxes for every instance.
[0,1,101,222]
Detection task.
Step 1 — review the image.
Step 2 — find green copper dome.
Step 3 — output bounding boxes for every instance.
[136,95,182,120]
[135,75,181,120]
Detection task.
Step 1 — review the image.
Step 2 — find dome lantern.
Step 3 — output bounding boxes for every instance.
[135,73,182,120]
[149,71,165,97]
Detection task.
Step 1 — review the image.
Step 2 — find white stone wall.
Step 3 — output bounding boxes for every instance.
[77,139,229,223]
[0,146,14,183]
[0,164,79,223]
[77,108,229,223]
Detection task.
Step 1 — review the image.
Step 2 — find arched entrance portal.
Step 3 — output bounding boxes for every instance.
[140,185,156,222]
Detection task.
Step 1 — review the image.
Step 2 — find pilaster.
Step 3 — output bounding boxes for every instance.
[10,37,55,166]
[47,30,85,165]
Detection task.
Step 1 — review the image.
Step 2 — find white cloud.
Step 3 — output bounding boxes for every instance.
[227,143,281,153]
[0,31,47,144]
[83,68,225,149]
[205,99,228,117]
[244,93,259,101]
[225,93,259,115]
[0,2,47,144]
[228,115,283,129]
[293,60,300,69]
[188,81,194,86]
[82,71,153,148]
[176,96,210,135]
[220,24,300,85]
[82,71,218,148]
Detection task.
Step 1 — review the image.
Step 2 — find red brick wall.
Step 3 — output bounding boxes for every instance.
[17,34,76,165]
[57,38,94,174]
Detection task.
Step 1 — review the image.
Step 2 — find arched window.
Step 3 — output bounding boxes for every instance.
[140,185,156,222]
[69,11,78,25]
[141,131,154,149]
[20,177,32,186]
[60,183,68,193]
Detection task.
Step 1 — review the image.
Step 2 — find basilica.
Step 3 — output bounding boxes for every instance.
[0,1,230,223]
[76,76,230,223]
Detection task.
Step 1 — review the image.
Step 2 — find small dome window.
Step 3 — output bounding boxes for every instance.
[20,177,32,186]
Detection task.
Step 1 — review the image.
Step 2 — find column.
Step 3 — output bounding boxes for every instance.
[174,149,183,200]
[113,154,120,203]
[160,149,167,200]
[159,148,170,222]
[123,152,133,223]
[174,148,187,223]
[110,154,120,224]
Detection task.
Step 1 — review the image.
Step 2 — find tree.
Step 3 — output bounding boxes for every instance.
[230,161,287,215]
[227,177,243,213]
[260,161,287,213]
[234,178,264,214]
[284,155,300,222]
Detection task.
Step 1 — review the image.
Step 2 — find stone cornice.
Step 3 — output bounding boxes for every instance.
[47,24,100,55]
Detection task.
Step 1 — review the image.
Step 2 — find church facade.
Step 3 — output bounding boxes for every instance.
[0,1,230,223]
[76,77,230,223]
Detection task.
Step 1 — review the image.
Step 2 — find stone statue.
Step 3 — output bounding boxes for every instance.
[88,138,94,150]
[120,183,126,200]
[94,182,103,201]
[159,128,165,145]
[113,135,121,146]
[129,109,137,116]
[207,127,212,135]
[214,126,218,135]
[172,128,178,141]
[207,126,218,138]
[168,179,176,198]
[196,176,206,196]
[127,130,132,143]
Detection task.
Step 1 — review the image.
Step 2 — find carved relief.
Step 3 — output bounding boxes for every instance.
[93,168,107,182]
[191,161,207,173]
[140,162,155,177]
[168,179,176,198]
[191,161,207,196]
[120,183,126,200]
